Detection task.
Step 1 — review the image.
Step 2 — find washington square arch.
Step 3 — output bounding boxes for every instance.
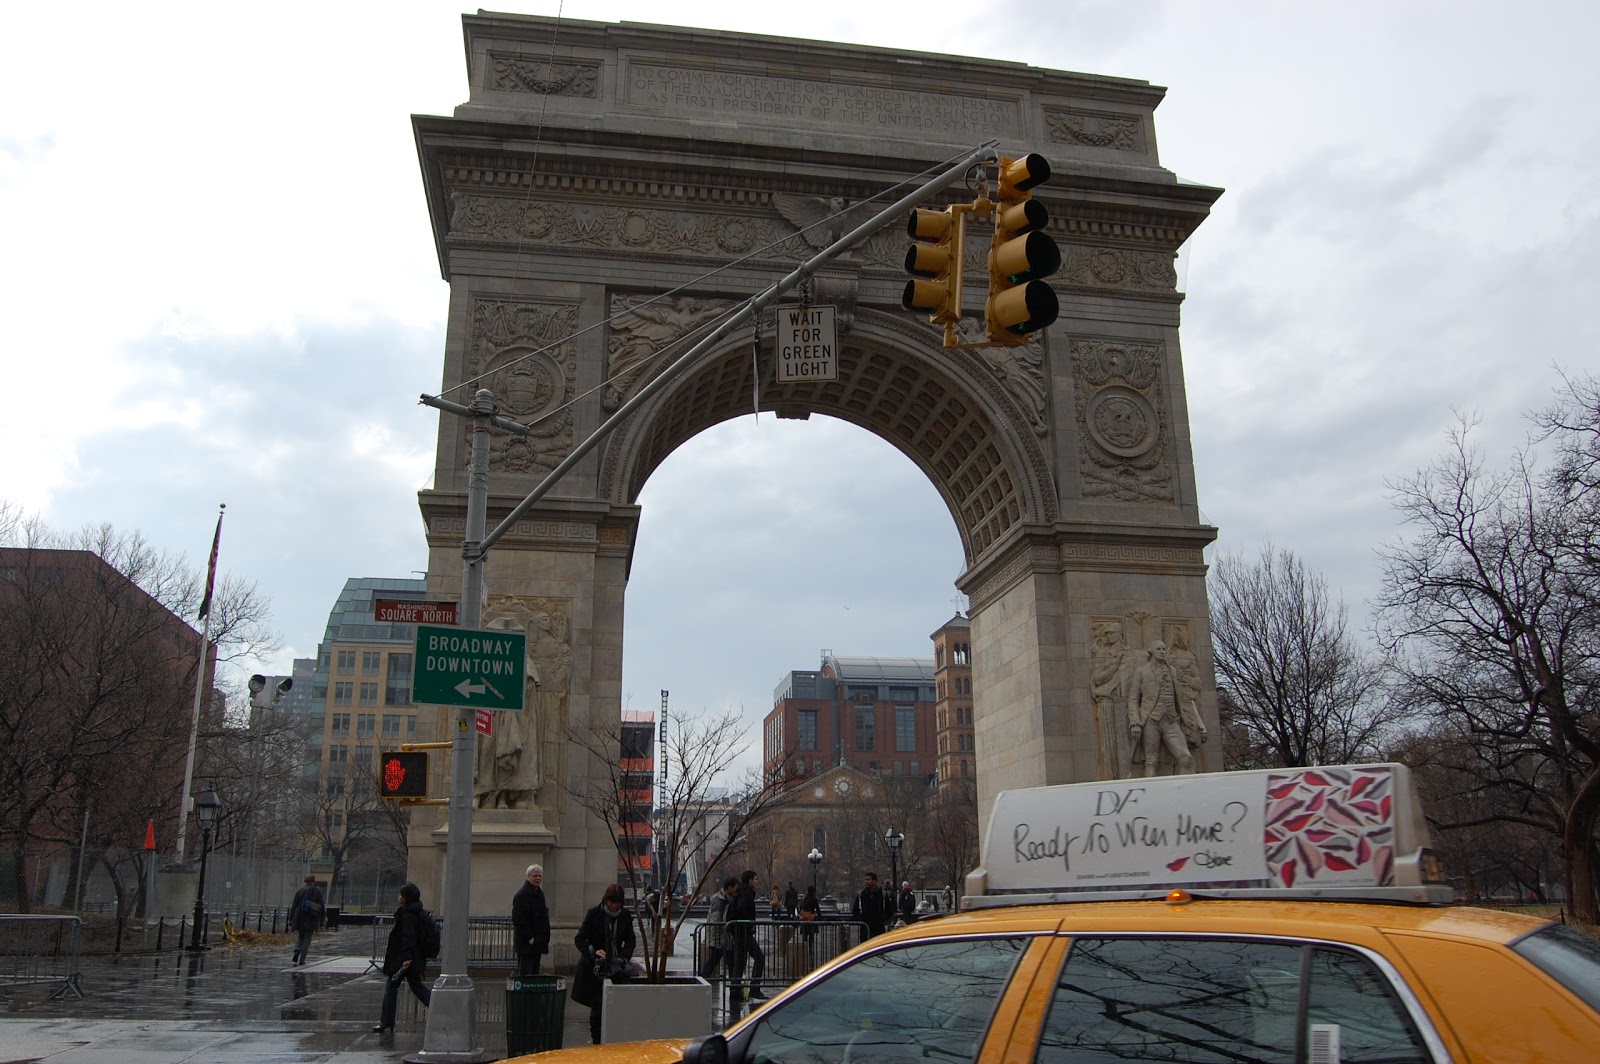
[405,12,1225,930]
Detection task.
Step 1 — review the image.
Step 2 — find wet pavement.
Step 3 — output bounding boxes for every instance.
[0,941,594,1063]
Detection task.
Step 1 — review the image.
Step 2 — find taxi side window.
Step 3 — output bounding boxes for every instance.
[1036,937,1430,1064]
[744,937,1026,1064]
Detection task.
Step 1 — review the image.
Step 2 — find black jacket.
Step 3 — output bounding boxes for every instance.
[571,903,636,1008]
[728,882,758,940]
[853,884,888,930]
[383,900,429,977]
[512,881,550,958]
[290,883,325,933]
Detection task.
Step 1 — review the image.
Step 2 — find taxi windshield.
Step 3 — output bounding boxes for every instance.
[1511,924,1600,1013]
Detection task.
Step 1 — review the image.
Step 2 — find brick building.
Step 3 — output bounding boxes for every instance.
[763,653,939,785]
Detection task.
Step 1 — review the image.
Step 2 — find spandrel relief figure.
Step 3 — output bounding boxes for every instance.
[475,596,572,808]
[1127,640,1208,776]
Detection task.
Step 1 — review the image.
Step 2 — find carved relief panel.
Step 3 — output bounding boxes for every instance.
[469,299,579,474]
[1071,338,1174,502]
[1090,612,1205,780]
[604,294,736,411]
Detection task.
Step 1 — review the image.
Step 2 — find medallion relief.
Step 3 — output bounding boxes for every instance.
[1072,338,1174,502]
[469,300,579,474]
[1059,245,1177,292]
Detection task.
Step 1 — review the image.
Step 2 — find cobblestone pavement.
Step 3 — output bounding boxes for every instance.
[0,941,592,1063]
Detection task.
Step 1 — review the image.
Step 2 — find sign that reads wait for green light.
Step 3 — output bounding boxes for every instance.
[412,624,526,710]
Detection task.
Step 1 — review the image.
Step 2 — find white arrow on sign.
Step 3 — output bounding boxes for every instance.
[455,679,486,698]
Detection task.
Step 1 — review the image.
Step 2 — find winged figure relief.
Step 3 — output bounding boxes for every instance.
[771,193,876,249]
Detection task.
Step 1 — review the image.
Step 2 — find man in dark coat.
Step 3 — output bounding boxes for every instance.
[289,873,324,965]
[783,881,799,919]
[373,883,432,1033]
[511,864,551,976]
[898,881,918,926]
[726,869,767,1007]
[572,883,637,1044]
[852,872,889,939]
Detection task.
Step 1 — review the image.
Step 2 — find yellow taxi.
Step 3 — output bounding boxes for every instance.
[522,765,1600,1064]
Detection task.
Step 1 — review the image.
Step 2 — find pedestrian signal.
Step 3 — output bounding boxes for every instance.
[985,153,1061,344]
[378,751,429,799]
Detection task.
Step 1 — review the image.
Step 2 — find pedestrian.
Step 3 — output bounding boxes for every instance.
[572,883,637,1045]
[783,881,799,919]
[289,873,324,966]
[373,883,432,1034]
[798,884,821,966]
[852,871,889,939]
[768,882,784,918]
[898,881,918,926]
[512,864,551,976]
[727,869,767,1006]
[698,876,737,979]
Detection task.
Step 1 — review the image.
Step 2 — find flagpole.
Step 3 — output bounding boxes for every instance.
[175,504,225,862]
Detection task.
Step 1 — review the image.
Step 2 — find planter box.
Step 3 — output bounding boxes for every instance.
[601,976,714,1043]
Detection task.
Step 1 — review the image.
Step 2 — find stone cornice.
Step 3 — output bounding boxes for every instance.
[958,521,1217,611]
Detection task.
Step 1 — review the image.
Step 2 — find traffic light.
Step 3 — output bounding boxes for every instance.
[378,751,429,799]
[985,153,1061,344]
[902,206,962,326]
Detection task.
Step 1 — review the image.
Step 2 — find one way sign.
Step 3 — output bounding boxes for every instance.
[411,624,526,710]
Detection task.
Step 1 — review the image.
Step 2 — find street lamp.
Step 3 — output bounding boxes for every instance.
[883,827,904,928]
[187,788,222,951]
[807,847,823,894]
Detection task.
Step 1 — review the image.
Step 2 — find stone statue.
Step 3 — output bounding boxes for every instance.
[475,596,571,808]
[1090,621,1137,778]
[1127,640,1207,776]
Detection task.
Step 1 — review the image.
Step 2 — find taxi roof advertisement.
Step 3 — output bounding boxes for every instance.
[986,764,1405,893]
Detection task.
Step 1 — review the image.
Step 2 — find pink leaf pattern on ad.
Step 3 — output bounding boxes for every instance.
[1262,767,1396,887]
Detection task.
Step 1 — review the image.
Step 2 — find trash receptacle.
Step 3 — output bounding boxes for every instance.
[506,975,566,1056]
[323,906,341,930]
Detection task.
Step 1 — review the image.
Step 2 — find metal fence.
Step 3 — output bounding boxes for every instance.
[0,915,84,999]
[691,916,866,1020]
[364,915,519,972]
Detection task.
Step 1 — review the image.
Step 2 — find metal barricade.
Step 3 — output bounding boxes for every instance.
[692,916,866,1019]
[0,915,84,999]
[365,915,516,973]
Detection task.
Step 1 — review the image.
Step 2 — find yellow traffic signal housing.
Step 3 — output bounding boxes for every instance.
[902,206,963,328]
[986,154,1061,344]
[379,751,429,799]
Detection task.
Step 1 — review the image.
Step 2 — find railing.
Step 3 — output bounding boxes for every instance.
[0,915,84,999]
[691,916,866,1023]
[365,915,519,972]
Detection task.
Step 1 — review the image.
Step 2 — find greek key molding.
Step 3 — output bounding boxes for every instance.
[1061,542,1204,567]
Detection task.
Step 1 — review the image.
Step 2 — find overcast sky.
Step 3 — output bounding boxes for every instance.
[5,1,1595,781]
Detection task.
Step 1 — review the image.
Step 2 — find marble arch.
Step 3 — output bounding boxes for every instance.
[408,13,1225,931]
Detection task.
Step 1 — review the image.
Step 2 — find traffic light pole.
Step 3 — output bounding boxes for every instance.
[409,388,497,1064]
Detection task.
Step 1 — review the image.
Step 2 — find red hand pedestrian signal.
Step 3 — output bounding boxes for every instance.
[378,752,428,798]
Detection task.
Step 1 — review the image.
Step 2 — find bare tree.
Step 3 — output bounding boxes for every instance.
[564,709,794,981]
[1209,542,1401,769]
[1377,378,1600,922]
[924,780,979,902]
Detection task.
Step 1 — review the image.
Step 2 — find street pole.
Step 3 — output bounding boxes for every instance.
[412,388,495,1064]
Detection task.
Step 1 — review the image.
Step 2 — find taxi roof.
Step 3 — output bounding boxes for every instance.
[965,764,1455,909]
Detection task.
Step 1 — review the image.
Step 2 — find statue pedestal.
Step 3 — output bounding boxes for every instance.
[428,808,557,918]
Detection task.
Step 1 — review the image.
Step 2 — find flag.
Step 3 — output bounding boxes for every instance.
[198,506,224,620]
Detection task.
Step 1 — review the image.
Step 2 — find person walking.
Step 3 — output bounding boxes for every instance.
[572,883,637,1045]
[797,884,821,969]
[852,872,889,940]
[373,883,432,1034]
[727,869,767,1006]
[898,882,918,926]
[289,873,324,966]
[697,876,737,979]
[512,864,551,976]
[783,881,799,919]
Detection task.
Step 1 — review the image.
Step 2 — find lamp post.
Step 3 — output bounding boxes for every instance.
[883,826,903,929]
[807,847,823,894]
[186,788,222,951]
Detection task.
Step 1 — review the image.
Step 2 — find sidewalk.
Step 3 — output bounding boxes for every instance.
[0,941,593,1062]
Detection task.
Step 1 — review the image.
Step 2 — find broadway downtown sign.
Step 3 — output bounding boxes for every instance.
[412,624,526,710]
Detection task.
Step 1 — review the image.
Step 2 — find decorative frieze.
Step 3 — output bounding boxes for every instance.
[450,195,800,259]
[1059,245,1177,292]
[489,55,599,97]
[1045,108,1145,153]
[605,295,738,411]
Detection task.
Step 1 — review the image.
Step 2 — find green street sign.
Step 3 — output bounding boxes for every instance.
[413,624,526,710]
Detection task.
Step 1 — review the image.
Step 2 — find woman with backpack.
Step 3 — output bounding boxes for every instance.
[373,882,434,1034]
[571,883,637,1044]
